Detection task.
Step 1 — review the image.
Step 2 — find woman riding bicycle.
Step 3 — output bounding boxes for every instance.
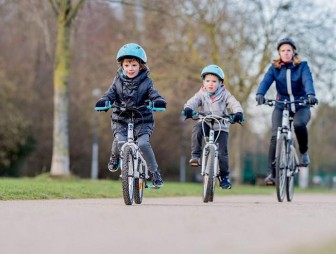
[256,37,318,185]
[95,43,167,187]
[183,65,244,189]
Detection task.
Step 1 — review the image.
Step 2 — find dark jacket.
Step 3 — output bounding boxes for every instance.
[257,61,315,110]
[101,68,166,135]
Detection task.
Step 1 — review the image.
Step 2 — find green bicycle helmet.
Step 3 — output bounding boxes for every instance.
[201,64,225,81]
[116,43,147,63]
[277,37,297,50]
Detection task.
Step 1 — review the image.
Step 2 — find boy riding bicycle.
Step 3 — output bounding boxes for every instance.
[95,43,166,188]
[183,65,244,189]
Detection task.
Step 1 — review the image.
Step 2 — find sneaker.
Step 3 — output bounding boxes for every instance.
[300,152,310,166]
[152,171,164,187]
[264,174,275,185]
[108,154,119,172]
[189,157,201,167]
[220,176,232,189]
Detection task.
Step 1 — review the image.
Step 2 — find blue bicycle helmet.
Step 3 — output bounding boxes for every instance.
[277,37,296,50]
[116,43,147,63]
[201,65,225,81]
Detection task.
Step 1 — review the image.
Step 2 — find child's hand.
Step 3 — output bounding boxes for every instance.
[95,99,110,112]
[183,107,193,118]
[232,112,244,123]
[153,99,167,108]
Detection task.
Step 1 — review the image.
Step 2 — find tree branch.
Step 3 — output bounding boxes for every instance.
[65,0,85,24]
[48,0,59,16]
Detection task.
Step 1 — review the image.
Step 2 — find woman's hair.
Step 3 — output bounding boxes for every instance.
[121,58,148,70]
[272,51,302,69]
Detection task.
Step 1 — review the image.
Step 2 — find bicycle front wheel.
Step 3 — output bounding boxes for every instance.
[203,146,216,203]
[121,145,135,205]
[286,146,296,202]
[134,163,144,204]
[275,134,287,202]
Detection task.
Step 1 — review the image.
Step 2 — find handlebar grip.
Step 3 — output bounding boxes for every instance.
[180,110,197,117]
[149,107,166,112]
[95,101,112,111]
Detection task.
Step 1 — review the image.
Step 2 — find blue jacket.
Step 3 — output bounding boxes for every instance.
[257,61,315,110]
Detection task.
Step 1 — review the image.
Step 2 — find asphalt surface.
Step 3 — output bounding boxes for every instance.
[1,194,336,254]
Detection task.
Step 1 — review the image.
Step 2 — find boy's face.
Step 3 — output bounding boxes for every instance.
[122,58,140,78]
[203,74,220,94]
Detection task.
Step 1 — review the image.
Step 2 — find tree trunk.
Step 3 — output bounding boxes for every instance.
[50,11,71,176]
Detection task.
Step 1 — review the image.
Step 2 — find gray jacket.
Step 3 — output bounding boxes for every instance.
[184,86,243,132]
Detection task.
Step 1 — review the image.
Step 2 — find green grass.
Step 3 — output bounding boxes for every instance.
[0,174,335,200]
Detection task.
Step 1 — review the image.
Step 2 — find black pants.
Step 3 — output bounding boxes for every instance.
[191,122,229,177]
[268,107,311,175]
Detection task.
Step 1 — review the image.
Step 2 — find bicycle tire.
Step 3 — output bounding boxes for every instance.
[209,164,219,202]
[203,146,216,203]
[134,163,144,204]
[121,145,135,205]
[275,133,287,202]
[286,146,296,202]
[208,177,216,202]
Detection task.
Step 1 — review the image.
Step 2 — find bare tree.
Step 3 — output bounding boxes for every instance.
[48,0,85,176]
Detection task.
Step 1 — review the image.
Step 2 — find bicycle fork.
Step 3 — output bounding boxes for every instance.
[201,129,219,177]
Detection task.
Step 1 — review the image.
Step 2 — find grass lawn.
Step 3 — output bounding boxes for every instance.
[0,174,334,200]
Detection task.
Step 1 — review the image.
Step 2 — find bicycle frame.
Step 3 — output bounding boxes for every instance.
[119,119,149,181]
[190,113,233,202]
[275,100,300,175]
[95,101,165,205]
[265,98,308,202]
[200,117,221,178]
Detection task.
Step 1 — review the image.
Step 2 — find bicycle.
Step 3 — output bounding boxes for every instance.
[95,101,165,205]
[183,111,242,203]
[263,98,310,202]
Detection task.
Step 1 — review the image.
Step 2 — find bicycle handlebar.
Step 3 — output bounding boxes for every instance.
[95,101,166,112]
[181,110,245,124]
[264,98,310,107]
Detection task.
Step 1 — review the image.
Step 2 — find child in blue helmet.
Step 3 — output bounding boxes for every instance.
[183,65,244,189]
[95,43,166,187]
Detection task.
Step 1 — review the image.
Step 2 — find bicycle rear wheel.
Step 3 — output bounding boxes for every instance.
[203,146,216,203]
[121,145,135,205]
[286,146,296,202]
[134,163,144,204]
[275,134,287,202]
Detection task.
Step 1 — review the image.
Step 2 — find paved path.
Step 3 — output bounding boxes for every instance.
[1,194,336,254]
